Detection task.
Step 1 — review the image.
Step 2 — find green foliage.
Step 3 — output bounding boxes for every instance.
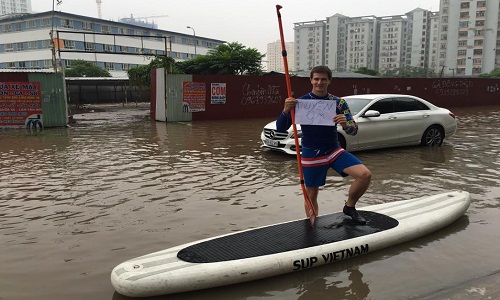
[64,59,111,77]
[380,66,437,78]
[354,67,379,76]
[127,56,181,87]
[178,42,264,75]
[479,68,500,78]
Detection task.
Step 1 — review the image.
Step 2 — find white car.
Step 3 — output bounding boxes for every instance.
[261,94,457,155]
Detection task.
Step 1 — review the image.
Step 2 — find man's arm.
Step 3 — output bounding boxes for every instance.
[338,98,358,136]
[276,97,296,132]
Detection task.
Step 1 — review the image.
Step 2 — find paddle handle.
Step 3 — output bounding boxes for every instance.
[276,4,317,227]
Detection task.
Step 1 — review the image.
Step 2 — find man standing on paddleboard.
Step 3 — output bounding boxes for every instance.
[276,65,371,224]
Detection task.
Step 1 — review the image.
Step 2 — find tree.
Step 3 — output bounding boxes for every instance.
[65,59,112,77]
[479,68,500,78]
[354,67,379,76]
[127,56,181,87]
[178,42,264,75]
[381,66,437,78]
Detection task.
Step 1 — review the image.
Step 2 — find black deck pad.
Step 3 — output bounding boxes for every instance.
[177,211,398,263]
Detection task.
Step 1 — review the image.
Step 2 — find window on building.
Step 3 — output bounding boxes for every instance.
[82,22,93,31]
[474,49,483,55]
[63,40,75,49]
[30,60,40,68]
[16,43,24,51]
[104,44,114,52]
[458,50,467,56]
[5,43,13,52]
[27,20,35,29]
[42,40,51,49]
[85,42,95,51]
[61,19,73,28]
[28,41,37,50]
[104,62,115,70]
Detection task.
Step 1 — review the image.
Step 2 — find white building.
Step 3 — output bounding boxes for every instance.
[0,0,31,15]
[266,40,295,72]
[325,14,348,71]
[0,11,225,77]
[438,0,500,76]
[378,15,405,73]
[345,16,378,71]
[294,3,500,76]
[293,20,326,72]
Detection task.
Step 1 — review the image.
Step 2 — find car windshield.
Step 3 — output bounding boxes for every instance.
[344,98,373,115]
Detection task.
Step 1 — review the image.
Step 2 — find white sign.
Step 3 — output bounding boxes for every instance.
[295,99,337,126]
[211,83,226,104]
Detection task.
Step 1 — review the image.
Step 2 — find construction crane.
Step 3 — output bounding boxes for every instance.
[96,0,102,19]
[129,14,169,22]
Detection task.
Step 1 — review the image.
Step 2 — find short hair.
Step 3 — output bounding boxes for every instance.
[310,66,332,80]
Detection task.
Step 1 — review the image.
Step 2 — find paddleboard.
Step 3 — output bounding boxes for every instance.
[111,190,471,297]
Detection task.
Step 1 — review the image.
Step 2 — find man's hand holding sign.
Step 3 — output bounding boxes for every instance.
[285,98,349,130]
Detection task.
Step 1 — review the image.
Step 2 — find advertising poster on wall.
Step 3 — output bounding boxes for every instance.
[182,81,206,112]
[210,83,226,104]
[0,82,43,129]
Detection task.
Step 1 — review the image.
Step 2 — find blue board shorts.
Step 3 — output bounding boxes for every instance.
[301,147,362,187]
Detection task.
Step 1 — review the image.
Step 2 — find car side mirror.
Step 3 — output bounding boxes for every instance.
[362,110,381,118]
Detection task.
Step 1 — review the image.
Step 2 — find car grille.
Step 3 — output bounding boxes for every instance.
[263,129,289,140]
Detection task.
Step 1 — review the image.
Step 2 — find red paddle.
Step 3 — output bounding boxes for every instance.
[276,4,317,227]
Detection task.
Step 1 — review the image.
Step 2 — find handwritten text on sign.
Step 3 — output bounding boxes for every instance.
[295,99,337,126]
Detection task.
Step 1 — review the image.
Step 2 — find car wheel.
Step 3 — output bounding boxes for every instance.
[338,134,347,150]
[421,125,444,146]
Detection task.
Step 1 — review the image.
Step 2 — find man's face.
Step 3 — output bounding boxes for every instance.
[310,72,331,95]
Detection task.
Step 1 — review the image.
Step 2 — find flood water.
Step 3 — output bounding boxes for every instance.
[1,104,499,300]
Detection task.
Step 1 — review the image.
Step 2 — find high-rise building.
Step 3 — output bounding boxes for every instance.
[294,10,435,74]
[294,20,326,72]
[0,0,32,15]
[266,40,294,72]
[438,0,500,76]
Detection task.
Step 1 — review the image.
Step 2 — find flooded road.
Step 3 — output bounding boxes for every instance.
[1,104,499,300]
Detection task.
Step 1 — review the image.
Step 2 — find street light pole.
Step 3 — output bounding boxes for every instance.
[186,26,196,56]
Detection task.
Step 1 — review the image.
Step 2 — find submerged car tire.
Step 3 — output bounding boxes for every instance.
[420,125,444,146]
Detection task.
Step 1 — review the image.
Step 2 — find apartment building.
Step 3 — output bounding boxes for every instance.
[325,14,349,71]
[378,16,405,73]
[293,2,500,76]
[0,0,31,15]
[0,11,225,77]
[294,20,326,72]
[345,16,378,71]
[266,40,295,72]
[438,0,500,76]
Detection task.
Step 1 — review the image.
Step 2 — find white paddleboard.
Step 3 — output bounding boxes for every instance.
[111,190,471,297]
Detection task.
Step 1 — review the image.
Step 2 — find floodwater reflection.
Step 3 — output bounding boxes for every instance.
[1,105,499,300]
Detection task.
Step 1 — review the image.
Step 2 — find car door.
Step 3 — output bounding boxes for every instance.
[393,97,431,144]
[356,98,400,150]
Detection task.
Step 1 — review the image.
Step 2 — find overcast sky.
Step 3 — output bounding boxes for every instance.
[32,0,440,55]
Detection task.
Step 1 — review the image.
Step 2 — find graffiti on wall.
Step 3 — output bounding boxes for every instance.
[431,79,474,96]
[241,83,282,105]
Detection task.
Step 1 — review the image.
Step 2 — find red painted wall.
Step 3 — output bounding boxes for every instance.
[0,73,29,82]
[190,74,500,121]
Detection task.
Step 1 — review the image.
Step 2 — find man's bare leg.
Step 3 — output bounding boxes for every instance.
[342,164,371,224]
[305,186,319,216]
